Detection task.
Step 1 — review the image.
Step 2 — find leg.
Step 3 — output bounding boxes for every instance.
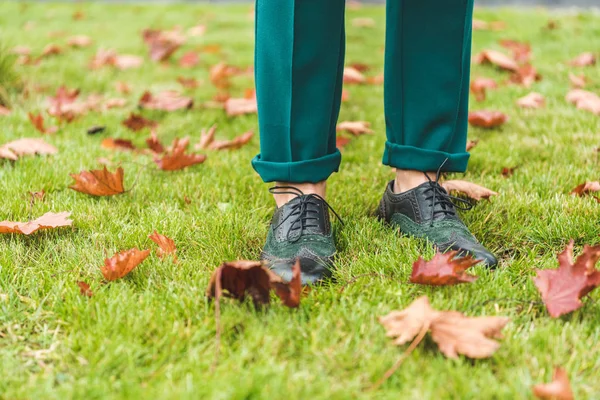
[378,0,497,267]
[252,0,346,284]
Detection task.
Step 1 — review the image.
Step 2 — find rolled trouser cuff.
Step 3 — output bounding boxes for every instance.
[382,141,469,173]
[252,150,341,183]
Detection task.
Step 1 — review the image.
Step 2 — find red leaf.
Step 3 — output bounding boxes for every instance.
[336,136,352,149]
[468,110,508,128]
[67,35,93,48]
[470,77,498,102]
[148,230,177,261]
[510,64,542,88]
[207,131,254,151]
[77,281,93,297]
[0,138,57,160]
[122,113,158,132]
[101,248,151,281]
[28,112,58,134]
[179,51,199,68]
[568,73,586,88]
[565,89,600,115]
[534,240,600,317]
[139,91,193,112]
[410,251,480,286]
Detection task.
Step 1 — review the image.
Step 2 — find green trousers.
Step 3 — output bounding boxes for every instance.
[252,0,474,183]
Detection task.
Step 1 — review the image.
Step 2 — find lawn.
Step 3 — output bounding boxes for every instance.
[1,2,599,399]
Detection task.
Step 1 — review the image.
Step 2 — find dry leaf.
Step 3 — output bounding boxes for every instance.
[148,230,177,260]
[179,51,199,68]
[101,248,151,281]
[0,138,57,160]
[468,110,508,128]
[139,91,193,111]
[442,180,498,201]
[336,136,352,149]
[41,43,62,58]
[343,67,366,84]
[28,112,58,134]
[69,167,125,197]
[379,296,509,359]
[499,39,531,63]
[122,113,158,132]
[569,52,596,67]
[146,131,165,154]
[77,281,93,297]
[352,17,375,28]
[225,97,257,116]
[466,140,479,152]
[207,131,254,151]
[197,125,217,149]
[0,212,72,235]
[510,64,542,88]
[154,137,206,171]
[473,50,519,72]
[114,55,143,70]
[570,181,600,200]
[410,251,480,286]
[67,35,92,48]
[517,92,545,109]
[501,166,518,178]
[269,260,302,308]
[565,89,600,115]
[115,81,131,94]
[336,121,374,136]
[470,77,498,102]
[534,240,600,318]
[568,73,586,88]
[177,77,200,89]
[142,28,186,62]
[101,138,137,152]
[206,261,272,307]
[532,367,574,400]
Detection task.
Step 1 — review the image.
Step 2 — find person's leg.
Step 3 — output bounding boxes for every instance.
[378,0,497,267]
[252,0,346,284]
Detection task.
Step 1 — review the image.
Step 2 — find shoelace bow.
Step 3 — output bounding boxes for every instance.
[424,159,473,225]
[269,186,343,243]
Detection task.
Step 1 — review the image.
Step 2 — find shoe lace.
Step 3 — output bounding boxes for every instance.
[268,186,344,243]
[424,158,473,225]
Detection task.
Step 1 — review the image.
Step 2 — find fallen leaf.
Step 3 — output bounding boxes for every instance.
[270,259,301,308]
[367,74,384,85]
[142,28,186,62]
[41,44,62,58]
[179,51,199,68]
[568,73,586,88]
[103,98,127,110]
[379,296,509,359]
[72,10,85,20]
[11,45,30,56]
[343,67,366,84]
[0,105,10,116]
[113,55,143,70]
[517,92,545,109]
[533,367,574,400]
[154,137,206,171]
[545,20,559,30]
[187,24,206,37]
[441,180,498,201]
[139,91,193,111]
[570,181,600,197]
[410,252,480,286]
[534,240,600,318]
[565,89,600,115]
[569,52,596,67]
[0,138,57,160]
[206,261,272,307]
[472,19,489,30]
[209,62,236,88]
[115,81,131,94]
[468,110,508,128]
[101,248,151,281]
[224,97,257,117]
[28,112,58,134]
[197,125,217,149]
[89,49,143,70]
[336,136,352,149]
[69,167,125,197]
[29,190,46,203]
[77,281,93,297]
[470,77,498,102]
[146,131,165,154]
[499,39,531,63]
[0,212,72,235]
[101,138,137,151]
[473,50,519,72]
[209,131,253,151]
[336,121,374,136]
[148,230,177,260]
[122,113,158,132]
[67,35,92,48]
[352,17,375,28]
[466,140,479,152]
[501,166,517,177]
[177,76,200,89]
[510,64,542,88]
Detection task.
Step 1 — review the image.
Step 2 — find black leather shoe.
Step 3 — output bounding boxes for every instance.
[261,187,342,285]
[377,179,498,267]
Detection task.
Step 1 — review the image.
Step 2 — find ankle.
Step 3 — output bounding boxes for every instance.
[272,181,327,208]
[393,169,436,194]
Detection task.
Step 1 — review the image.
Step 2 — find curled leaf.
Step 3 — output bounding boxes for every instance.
[0,212,72,235]
[101,248,151,281]
[410,251,480,286]
[148,230,177,260]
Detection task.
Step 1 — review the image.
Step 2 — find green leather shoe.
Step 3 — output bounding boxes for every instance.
[261,187,341,285]
[377,178,498,267]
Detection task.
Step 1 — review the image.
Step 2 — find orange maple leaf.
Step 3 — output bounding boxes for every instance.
[69,167,125,196]
[101,248,151,281]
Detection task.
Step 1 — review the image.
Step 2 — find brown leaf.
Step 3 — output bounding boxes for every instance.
[101,138,137,152]
[410,251,480,286]
[101,248,151,281]
[510,64,542,88]
[569,52,596,67]
[146,131,165,154]
[77,281,93,297]
[115,81,131,94]
[499,39,531,63]
[343,67,366,84]
[209,62,236,88]
[197,125,217,149]
[139,91,193,112]
[501,166,518,178]
[122,113,158,132]
[379,296,509,359]
[336,121,374,136]
[0,138,57,160]
[177,76,200,89]
[441,180,498,201]
[206,261,272,307]
[103,98,127,110]
[67,35,92,48]
[568,73,586,88]
[28,112,58,134]
[269,259,302,308]
[154,137,206,171]
[534,240,600,318]
[208,131,254,151]
[473,50,519,72]
[336,136,352,149]
[0,212,72,235]
[565,89,600,115]
[148,230,177,260]
[466,140,479,152]
[41,44,62,58]
[89,49,143,70]
[69,167,125,197]
[113,55,143,70]
[142,28,186,62]
[570,181,600,198]
[0,105,11,116]
[470,77,498,102]
[533,367,574,400]
[517,92,545,109]
[468,110,508,128]
[224,97,257,117]
[179,51,199,68]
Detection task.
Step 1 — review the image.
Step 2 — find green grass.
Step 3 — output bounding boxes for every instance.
[1,3,600,399]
